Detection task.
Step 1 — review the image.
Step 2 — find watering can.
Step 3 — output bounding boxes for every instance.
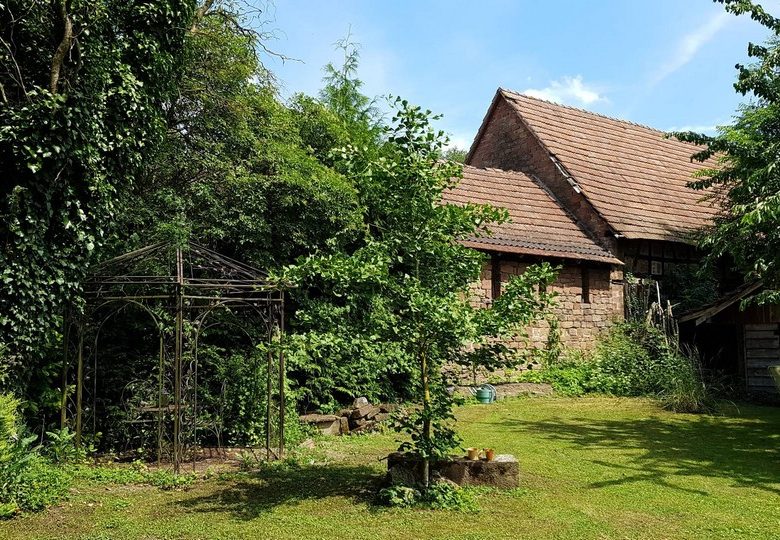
[475,384,496,404]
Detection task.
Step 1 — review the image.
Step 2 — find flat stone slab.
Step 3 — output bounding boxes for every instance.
[387,452,519,488]
[299,414,342,435]
[455,382,553,399]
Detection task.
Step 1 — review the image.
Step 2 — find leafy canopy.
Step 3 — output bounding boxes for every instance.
[283,98,557,480]
[673,0,780,304]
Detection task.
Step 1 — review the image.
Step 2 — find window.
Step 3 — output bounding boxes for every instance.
[491,255,502,300]
[581,266,591,304]
[650,260,663,276]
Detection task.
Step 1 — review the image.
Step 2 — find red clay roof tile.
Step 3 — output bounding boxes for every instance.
[500,89,721,242]
[444,165,622,264]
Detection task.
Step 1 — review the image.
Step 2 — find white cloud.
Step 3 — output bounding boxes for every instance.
[651,11,730,85]
[667,124,718,134]
[523,75,606,106]
[445,134,472,151]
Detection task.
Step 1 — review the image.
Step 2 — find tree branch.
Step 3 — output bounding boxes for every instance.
[49,0,74,94]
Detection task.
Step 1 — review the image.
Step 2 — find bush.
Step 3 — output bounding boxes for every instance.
[377,481,477,511]
[518,322,717,412]
[0,394,72,518]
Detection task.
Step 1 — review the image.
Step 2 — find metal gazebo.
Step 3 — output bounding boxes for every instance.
[60,242,286,473]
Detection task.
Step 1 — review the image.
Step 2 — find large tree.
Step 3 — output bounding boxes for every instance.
[0,0,195,390]
[674,0,780,304]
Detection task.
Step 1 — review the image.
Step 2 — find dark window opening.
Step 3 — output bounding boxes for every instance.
[581,266,591,304]
[491,255,502,300]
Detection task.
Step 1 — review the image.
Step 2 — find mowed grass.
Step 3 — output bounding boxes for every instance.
[1,396,779,540]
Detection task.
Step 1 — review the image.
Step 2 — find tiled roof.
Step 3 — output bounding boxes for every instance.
[444,165,622,264]
[500,89,721,242]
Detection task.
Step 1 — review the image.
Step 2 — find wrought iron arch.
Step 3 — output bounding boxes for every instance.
[61,242,286,473]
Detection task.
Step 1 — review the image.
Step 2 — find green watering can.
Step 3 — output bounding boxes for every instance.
[475,384,497,404]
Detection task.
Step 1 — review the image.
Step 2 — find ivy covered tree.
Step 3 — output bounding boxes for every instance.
[674,0,780,304]
[0,0,195,391]
[284,99,557,486]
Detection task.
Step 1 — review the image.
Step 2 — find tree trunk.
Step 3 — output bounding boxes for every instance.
[421,347,431,489]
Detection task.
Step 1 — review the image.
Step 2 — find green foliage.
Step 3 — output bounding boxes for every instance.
[43,427,86,464]
[377,482,477,511]
[663,264,719,313]
[284,98,557,484]
[672,1,780,304]
[0,395,71,518]
[519,322,717,412]
[0,0,196,385]
[442,147,468,163]
[73,461,196,490]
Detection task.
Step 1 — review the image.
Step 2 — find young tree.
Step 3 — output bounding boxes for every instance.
[674,0,780,304]
[284,99,557,486]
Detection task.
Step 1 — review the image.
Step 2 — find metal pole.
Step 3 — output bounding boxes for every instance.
[278,295,285,459]
[265,300,273,461]
[75,326,84,447]
[157,331,164,466]
[60,315,71,429]
[173,247,184,474]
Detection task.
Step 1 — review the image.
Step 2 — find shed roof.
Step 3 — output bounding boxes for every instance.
[443,165,621,265]
[495,89,721,242]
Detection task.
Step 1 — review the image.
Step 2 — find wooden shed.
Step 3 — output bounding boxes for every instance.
[679,282,780,399]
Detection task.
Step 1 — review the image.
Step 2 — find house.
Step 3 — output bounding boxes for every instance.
[467,89,719,279]
[450,88,721,351]
[444,165,623,350]
[679,283,780,398]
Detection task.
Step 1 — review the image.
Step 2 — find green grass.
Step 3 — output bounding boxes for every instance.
[1,397,779,540]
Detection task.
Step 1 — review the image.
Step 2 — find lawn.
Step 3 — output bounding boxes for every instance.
[1,396,779,540]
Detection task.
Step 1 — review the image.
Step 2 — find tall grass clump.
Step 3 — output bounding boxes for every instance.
[520,322,718,413]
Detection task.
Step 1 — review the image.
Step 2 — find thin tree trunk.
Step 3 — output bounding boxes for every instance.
[421,346,431,489]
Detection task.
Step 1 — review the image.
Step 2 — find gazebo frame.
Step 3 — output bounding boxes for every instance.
[60,242,285,473]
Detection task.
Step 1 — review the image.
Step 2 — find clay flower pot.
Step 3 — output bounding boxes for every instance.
[484,448,495,461]
[466,447,481,460]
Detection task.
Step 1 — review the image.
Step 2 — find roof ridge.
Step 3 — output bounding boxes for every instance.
[463,164,534,176]
[499,87,669,135]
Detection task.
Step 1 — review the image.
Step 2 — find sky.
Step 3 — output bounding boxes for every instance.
[255,0,778,150]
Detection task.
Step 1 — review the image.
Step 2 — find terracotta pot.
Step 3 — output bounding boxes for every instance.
[484,448,495,461]
[466,447,480,460]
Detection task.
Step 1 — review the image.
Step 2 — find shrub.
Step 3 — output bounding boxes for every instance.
[377,481,477,511]
[0,394,72,518]
[518,322,717,411]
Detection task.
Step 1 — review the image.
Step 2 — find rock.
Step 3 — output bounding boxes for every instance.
[339,416,349,435]
[374,412,390,423]
[349,416,367,429]
[299,413,339,423]
[299,413,341,436]
[351,404,380,419]
[379,403,396,413]
[386,451,519,488]
[352,397,369,408]
[299,438,316,449]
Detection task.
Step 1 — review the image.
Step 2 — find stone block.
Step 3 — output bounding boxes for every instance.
[352,404,380,419]
[387,452,519,489]
[299,414,342,436]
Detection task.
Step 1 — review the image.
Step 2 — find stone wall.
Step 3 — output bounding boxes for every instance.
[470,257,624,351]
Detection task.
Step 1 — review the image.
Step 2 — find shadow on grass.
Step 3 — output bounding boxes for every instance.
[175,463,384,520]
[498,403,780,495]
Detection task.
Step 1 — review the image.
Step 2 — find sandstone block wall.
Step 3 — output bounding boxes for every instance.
[470,258,624,351]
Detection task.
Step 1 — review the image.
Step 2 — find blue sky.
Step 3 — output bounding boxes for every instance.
[259,1,777,150]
